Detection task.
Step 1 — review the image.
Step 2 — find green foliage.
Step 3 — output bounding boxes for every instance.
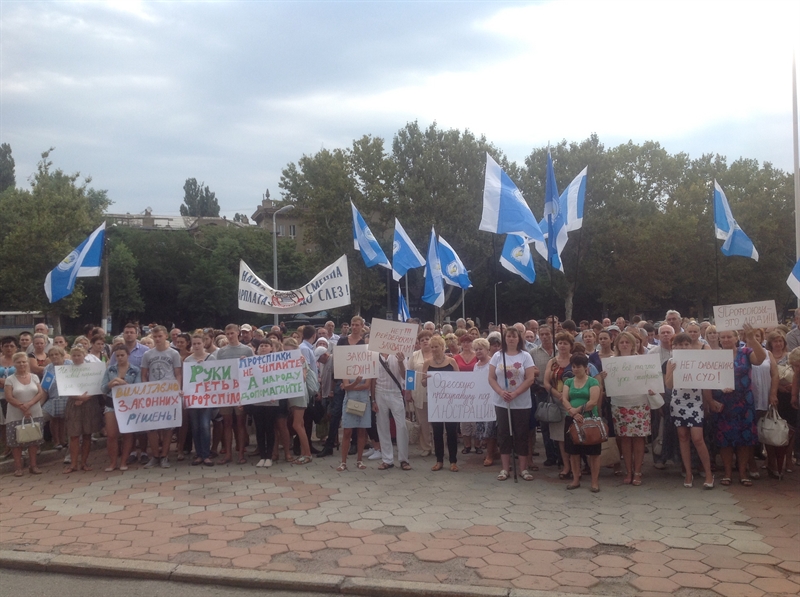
[179,178,220,217]
[108,242,144,324]
[0,143,15,193]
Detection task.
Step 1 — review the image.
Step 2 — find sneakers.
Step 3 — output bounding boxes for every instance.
[256,459,273,468]
[368,451,383,460]
[143,457,159,469]
[362,447,375,458]
[63,453,72,464]
[140,453,150,465]
[160,457,170,468]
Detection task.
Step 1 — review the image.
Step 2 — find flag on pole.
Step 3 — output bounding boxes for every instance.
[713,181,759,261]
[788,258,800,299]
[392,218,425,281]
[500,234,536,283]
[422,227,444,307]
[479,153,544,243]
[351,201,391,269]
[561,166,587,232]
[398,286,410,322]
[44,222,106,303]
[544,150,560,219]
[543,150,564,271]
[437,236,472,289]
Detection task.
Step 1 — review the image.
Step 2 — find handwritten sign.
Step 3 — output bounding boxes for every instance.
[600,354,664,397]
[334,345,379,379]
[112,381,182,433]
[182,359,240,408]
[55,363,106,396]
[673,350,735,390]
[368,318,419,358]
[427,371,495,422]
[239,350,306,405]
[713,300,778,332]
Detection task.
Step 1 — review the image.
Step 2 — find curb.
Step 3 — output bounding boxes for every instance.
[0,438,107,475]
[0,550,587,597]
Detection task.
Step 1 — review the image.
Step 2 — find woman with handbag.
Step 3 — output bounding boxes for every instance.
[543,332,576,481]
[337,374,374,472]
[765,331,795,478]
[609,332,654,486]
[560,354,602,492]
[3,352,45,476]
[703,324,767,487]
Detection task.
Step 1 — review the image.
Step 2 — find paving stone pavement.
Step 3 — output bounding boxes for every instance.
[1,447,798,596]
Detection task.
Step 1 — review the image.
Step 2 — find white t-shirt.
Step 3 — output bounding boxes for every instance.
[141,347,182,381]
[489,351,535,409]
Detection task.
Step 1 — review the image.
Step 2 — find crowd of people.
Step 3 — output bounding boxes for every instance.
[2,311,799,494]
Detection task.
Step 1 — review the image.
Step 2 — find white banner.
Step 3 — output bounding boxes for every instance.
[112,380,182,433]
[601,354,665,397]
[238,255,350,314]
[713,300,778,332]
[182,359,241,408]
[673,350,735,390]
[55,363,106,396]
[427,371,495,423]
[368,318,419,358]
[239,351,306,405]
[333,345,379,379]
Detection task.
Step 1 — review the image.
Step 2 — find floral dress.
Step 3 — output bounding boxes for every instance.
[711,347,758,448]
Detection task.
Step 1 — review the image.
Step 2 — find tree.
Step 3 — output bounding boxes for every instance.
[233,213,249,224]
[179,178,220,217]
[0,143,15,193]
[108,242,145,324]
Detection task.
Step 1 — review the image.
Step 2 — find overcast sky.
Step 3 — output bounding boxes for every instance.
[2,0,798,220]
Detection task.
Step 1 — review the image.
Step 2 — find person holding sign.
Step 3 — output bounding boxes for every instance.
[375,351,409,470]
[185,334,216,467]
[337,373,374,472]
[488,327,536,482]
[63,347,103,474]
[703,324,766,487]
[41,346,70,451]
[665,333,716,489]
[101,344,141,472]
[560,354,602,492]
[423,335,461,472]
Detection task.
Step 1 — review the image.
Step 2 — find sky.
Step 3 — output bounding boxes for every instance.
[2,0,798,220]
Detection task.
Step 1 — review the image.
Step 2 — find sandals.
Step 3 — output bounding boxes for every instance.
[431,462,443,471]
[237,457,248,464]
[483,458,493,467]
[217,458,232,465]
[203,459,214,466]
[104,466,116,473]
[461,447,471,454]
[632,473,643,486]
[740,478,753,487]
[356,461,367,470]
[400,461,411,471]
[521,469,534,481]
[474,447,483,455]
[497,469,509,481]
[119,465,128,472]
[191,458,204,466]
[81,464,93,472]
[14,469,23,477]
[566,483,581,490]
[683,475,694,488]
[720,477,732,486]
[336,462,347,472]
[558,471,571,480]
[63,467,77,474]
[293,456,312,465]
[703,476,715,490]
[378,462,394,470]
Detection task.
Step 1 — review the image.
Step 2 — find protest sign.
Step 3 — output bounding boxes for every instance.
[673,350,735,390]
[713,300,778,332]
[239,350,306,405]
[55,362,106,396]
[112,380,182,433]
[601,354,664,397]
[239,255,350,314]
[427,371,495,422]
[333,345,379,379]
[368,318,419,358]
[182,358,240,408]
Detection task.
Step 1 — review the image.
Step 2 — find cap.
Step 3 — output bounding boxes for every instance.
[240,324,253,332]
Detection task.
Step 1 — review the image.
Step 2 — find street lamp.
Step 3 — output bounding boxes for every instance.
[494,281,503,326]
[272,204,295,326]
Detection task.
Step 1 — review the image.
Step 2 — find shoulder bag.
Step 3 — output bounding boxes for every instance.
[569,415,608,446]
[758,405,789,447]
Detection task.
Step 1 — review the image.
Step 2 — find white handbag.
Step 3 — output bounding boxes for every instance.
[647,392,665,410]
[758,406,789,447]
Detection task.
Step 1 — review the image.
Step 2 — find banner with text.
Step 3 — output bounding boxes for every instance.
[673,350,735,390]
[55,363,106,396]
[238,255,350,314]
[368,318,419,358]
[713,300,778,332]
[112,381,182,433]
[239,350,306,405]
[427,371,495,422]
[182,358,241,408]
[333,345,380,379]
[601,354,665,397]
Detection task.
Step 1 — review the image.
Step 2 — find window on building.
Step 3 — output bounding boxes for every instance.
[289,225,296,239]
[277,224,284,237]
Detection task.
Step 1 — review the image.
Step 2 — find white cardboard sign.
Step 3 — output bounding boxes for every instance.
[713,300,778,332]
[368,318,419,358]
[672,350,735,390]
[333,345,379,379]
[55,363,106,396]
[112,381,183,432]
[601,354,665,397]
[427,371,495,422]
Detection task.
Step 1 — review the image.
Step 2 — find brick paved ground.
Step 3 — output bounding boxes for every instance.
[1,446,798,596]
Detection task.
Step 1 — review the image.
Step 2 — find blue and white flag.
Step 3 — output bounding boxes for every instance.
[713,181,758,261]
[398,286,411,322]
[437,236,472,289]
[479,153,544,243]
[44,222,106,303]
[422,227,444,307]
[500,234,536,284]
[392,218,425,281]
[351,201,391,269]
[788,258,800,299]
[561,166,587,232]
[543,150,560,220]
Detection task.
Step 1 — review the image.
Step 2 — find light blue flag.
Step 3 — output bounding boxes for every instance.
[479,153,544,243]
[398,286,410,322]
[351,201,391,269]
[437,236,472,289]
[405,370,416,391]
[44,222,106,303]
[422,227,444,307]
[500,234,536,283]
[713,181,758,261]
[392,218,425,281]
[560,166,587,232]
[544,151,560,219]
[787,258,800,299]
[543,151,563,271]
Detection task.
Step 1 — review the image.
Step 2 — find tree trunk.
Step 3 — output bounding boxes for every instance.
[563,287,574,322]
